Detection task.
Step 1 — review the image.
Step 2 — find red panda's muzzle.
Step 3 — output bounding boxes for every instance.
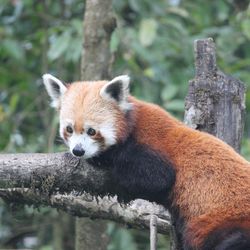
[72,144,85,157]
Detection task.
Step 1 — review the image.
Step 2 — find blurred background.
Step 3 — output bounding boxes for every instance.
[0,0,250,249]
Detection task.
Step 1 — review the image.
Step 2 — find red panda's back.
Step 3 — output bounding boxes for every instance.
[131,97,250,219]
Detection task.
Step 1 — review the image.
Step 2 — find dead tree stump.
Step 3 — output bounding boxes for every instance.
[184,38,245,152]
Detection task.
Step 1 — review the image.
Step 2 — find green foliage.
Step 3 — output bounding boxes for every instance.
[107,224,137,250]
[139,19,158,47]
[48,19,82,62]
[1,0,250,249]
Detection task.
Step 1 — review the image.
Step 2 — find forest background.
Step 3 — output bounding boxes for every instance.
[1,0,250,249]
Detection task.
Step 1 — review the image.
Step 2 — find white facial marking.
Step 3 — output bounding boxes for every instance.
[69,133,99,159]
[99,122,116,146]
[60,118,114,158]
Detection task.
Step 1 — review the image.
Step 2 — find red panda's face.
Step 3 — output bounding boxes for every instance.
[43,74,131,158]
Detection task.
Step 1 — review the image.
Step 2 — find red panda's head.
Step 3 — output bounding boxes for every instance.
[42,74,132,158]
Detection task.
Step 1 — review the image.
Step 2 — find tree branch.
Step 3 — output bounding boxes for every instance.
[0,153,110,194]
[0,153,171,233]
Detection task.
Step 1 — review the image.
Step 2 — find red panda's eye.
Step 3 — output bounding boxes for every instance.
[66,125,73,134]
[87,128,96,136]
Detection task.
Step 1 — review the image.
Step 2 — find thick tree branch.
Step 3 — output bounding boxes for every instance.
[0,153,171,233]
[0,153,110,194]
[0,188,170,234]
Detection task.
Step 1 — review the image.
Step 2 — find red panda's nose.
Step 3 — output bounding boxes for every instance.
[72,144,85,157]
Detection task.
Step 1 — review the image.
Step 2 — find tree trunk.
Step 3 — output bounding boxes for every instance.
[53,212,75,250]
[81,0,116,80]
[76,0,116,249]
[184,38,245,152]
[75,218,108,250]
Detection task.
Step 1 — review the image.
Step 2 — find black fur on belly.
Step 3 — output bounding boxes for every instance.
[201,226,250,250]
[87,135,176,206]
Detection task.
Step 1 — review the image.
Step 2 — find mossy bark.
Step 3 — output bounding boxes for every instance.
[185,38,245,152]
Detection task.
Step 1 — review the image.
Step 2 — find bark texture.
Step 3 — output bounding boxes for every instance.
[81,0,116,80]
[184,38,245,152]
[78,1,116,249]
[0,153,110,195]
[75,218,108,250]
[0,188,170,234]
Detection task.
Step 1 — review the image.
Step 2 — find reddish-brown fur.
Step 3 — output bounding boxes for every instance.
[63,129,69,141]
[129,97,250,248]
[59,80,250,248]
[184,208,250,247]
[61,81,128,140]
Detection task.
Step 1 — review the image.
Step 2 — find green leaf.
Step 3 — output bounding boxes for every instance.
[110,31,120,53]
[40,246,53,250]
[71,19,82,34]
[139,19,158,47]
[167,7,189,18]
[161,84,178,101]
[65,38,82,62]
[2,39,25,61]
[143,67,155,78]
[48,31,71,61]
[0,105,6,122]
[128,0,141,12]
[9,93,19,114]
[241,19,250,40]
[164,99,184,111]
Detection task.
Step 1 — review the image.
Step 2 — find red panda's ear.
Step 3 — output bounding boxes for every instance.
[100,75,132,111]
[42,74,67,108]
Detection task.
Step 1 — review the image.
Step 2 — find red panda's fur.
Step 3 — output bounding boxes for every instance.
[131,97,250,249]
[61,81,129,140]
[43,75,250,250]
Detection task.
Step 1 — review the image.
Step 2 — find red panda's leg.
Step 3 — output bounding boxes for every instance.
[111,139,176,204]
[88,135,176,205]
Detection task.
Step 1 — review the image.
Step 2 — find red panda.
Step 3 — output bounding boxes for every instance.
[43,74,250,250]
